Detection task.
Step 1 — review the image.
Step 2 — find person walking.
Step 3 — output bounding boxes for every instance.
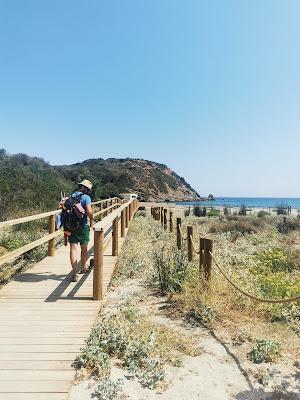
[68,179,93,282]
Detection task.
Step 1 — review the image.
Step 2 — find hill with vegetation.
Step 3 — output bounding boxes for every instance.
[0,150,200,219]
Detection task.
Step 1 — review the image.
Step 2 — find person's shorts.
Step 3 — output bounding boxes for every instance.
[68,225,90,245]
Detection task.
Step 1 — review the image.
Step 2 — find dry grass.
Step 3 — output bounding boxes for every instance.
[115,215,300,360]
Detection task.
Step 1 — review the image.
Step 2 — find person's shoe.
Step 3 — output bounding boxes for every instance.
[78,267,88,274]
[72,273,78,282]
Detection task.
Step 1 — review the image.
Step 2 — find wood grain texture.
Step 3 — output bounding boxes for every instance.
[0,224,127,399]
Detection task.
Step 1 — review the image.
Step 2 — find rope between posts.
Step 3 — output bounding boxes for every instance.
[209,251,300,304]
[190,235,201,255]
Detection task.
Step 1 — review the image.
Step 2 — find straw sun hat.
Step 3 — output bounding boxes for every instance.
[78,179,93,191]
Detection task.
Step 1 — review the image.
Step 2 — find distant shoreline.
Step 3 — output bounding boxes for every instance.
[174,197,300,210]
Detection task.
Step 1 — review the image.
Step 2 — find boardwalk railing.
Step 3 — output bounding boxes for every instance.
[93,198,139,300]
[0,196,120,267]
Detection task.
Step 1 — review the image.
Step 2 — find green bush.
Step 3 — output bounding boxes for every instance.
[276,204,288,215]
[207,208,220,218]
[277,217,300,234]
[193,206,206,217]
[248,338,281,363]
[209,218,264,235]
[154,245,190,293]
[255,248,296,273]
[238,204,247,216]
[257,210,269,218]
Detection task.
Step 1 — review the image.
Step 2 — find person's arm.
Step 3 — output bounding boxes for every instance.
[86,204,93,219]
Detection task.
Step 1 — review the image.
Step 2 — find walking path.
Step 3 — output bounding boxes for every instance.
[0,232,124,400]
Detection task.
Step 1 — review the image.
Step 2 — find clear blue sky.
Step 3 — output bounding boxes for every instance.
[0,0,299,197]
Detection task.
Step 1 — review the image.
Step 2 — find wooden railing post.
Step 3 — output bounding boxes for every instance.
[169,211,173,232]
[112,217,119,256]
[187,226,194,262]
[99,203,103,221]
[205,239,213,281]
[176,217,182,250]
[90,205,94,229]
[125,206,129,228]
[163,209,167,230]
[199,238,205,280]
[161,207,164,226]
[48,215,56,256]
[121,209,126,237]
[93,229,104,300]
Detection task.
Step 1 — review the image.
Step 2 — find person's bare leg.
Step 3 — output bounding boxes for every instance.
[80,244,88,272]
[70,243,78,279]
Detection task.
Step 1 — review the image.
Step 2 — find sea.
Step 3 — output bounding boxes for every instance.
[176,197,300,210]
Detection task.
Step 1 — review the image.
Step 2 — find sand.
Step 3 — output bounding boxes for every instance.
[69,279,299,400]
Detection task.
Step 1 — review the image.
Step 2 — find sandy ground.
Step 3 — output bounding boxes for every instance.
[69,279,300,400]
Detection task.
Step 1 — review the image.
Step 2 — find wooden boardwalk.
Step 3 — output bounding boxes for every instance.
[0,231,125,400]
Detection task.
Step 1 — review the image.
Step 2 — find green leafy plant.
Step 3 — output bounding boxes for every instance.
[92,379,123,400]
[248,338,281,363]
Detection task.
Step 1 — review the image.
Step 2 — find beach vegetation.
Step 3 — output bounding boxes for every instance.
[257,210,269,218]
[248,338,282,364]
[207,208,220,217]
[238,204,247,216]
[276,204,288,215]
[193,205,207,217]
[74,297,200,389]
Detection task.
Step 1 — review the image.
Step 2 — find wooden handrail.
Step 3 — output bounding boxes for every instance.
[93,202,122,218]
[0,230,63,267]
[0,196,119,266]
[93,198,139,300]
[91,197,120,206]
[94,201,132,233]
[0,196,118,229]
[0,209,61,229]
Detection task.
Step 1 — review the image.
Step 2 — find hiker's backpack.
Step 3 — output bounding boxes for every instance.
[60,193,86,232]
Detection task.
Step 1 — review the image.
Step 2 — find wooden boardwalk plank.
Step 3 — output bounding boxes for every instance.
[0,227,128,398]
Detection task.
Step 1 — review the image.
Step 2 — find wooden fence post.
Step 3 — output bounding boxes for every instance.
[93,229,104,300]
[121,209,126,237]
[163,209,167,230]
[112,217,119,256]
[161,208,164,226]
[48,214,56,256]
[199,238,205,279]
[169,211,173,232]
[125,206,129,228]
[129,203,132,221]
[205,239,213,281]
[176,217,182,250]
[187,226,194,262]
[90,205,94,229]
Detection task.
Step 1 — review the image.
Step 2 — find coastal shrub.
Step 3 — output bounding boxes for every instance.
[154,245,190,293]
[75,300,199,389]
[209,218,263,235]
[223,207,229,216]
[257,210,269,218]
[92,379,123,400]
[277,217,300,234]
[255,248,296,273]
[184,207,191,217]
[248,338,281,363]
[193,206,206,217]
[276,204,288,215]
[238,204,247,216]
[207,208,220,217]
[255,272,300,300]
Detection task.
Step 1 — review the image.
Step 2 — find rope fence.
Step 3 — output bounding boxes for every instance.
[150,206,300,305]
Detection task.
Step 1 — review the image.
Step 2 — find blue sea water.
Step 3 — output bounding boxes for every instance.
[176,197,300,209]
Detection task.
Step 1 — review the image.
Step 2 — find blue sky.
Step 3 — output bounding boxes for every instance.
[0,0,299,197]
